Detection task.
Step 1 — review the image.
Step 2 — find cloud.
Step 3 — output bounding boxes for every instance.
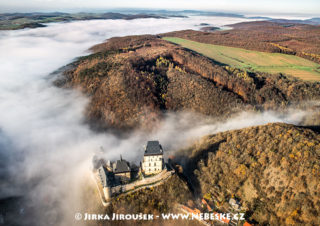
[0,17,316,225]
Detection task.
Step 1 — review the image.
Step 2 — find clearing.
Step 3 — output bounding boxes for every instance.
[163,37,320,81]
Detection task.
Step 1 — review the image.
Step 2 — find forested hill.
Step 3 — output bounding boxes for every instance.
[56,34,320,131]
[176,123,320,225]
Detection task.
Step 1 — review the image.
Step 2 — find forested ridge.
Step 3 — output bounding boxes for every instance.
[56,34,320,131]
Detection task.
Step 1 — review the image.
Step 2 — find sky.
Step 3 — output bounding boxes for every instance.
[0,0,320,15]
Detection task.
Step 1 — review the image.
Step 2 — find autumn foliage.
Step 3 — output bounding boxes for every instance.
[56,35,320,130]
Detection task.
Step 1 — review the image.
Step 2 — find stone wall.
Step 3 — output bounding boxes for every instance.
[106,168,174,199]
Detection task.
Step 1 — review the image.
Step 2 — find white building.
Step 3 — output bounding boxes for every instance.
[142,141,164,175]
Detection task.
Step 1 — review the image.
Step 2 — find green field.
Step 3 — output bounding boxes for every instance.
[163,37,320,81]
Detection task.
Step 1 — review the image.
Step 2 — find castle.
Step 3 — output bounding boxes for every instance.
[97,141,168,201]
[94,141,174,205]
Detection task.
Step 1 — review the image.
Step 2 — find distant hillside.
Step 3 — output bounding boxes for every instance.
[269,17,320,26]
[176,123,320,225]
[56,35,320,130]
[0,12,164,30]
[162,21,320,64]
[0,10,248,30]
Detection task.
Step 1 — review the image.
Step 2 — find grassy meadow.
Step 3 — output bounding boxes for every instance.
[163,37,320,81]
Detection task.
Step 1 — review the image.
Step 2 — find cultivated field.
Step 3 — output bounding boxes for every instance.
[163,37,320,81]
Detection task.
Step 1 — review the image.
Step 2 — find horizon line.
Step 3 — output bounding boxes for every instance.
[0,8,319,17]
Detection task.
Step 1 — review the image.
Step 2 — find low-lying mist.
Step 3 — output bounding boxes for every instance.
[0,16,317,226]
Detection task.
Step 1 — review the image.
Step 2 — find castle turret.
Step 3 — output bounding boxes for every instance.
[142,141,164,175]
